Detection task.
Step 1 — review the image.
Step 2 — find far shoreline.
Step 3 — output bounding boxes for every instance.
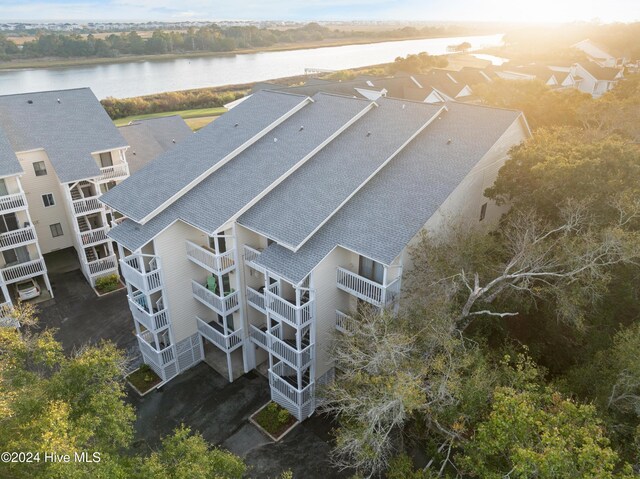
[0,32,501,71]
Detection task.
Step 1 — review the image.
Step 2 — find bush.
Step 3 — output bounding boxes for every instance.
[95,273,120,293]
[254,402,296,437]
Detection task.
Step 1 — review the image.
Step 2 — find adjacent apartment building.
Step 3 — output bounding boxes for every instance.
[102,89,530,421]
[0,88,130,294]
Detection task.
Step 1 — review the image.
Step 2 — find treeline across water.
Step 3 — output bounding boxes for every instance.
[0,22,477,60]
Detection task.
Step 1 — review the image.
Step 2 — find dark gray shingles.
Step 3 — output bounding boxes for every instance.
[254,102,523,284]
[0,127,22,178]
[0,88,127,183]
[101,90,311,223]
[238,98,444,249]
[119,116,192,174]
[108,93,374,252]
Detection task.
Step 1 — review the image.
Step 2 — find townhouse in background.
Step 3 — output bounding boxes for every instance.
[0,88,130,294]
[102,89,530,421]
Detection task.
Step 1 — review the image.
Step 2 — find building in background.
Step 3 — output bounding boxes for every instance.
[0,88,130,290]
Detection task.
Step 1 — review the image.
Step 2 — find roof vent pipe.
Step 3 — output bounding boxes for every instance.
[27,100,33,104]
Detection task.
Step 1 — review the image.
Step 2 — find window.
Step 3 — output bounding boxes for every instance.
[50,223,63,238]
[33,161,47,176]
[479,203,488,222]
[42,193,55,207]
[99,152,113,168]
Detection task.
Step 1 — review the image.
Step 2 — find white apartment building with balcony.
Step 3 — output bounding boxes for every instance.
[0,88,131,291]
[102,90,530,421]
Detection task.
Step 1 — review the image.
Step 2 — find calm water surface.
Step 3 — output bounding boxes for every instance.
[0,33,503,99]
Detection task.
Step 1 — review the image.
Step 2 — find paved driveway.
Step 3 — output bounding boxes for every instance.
[35,269,138,358]
[129,363,347,479]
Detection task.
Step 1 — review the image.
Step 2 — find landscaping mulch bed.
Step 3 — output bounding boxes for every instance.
[250,401,299,441]
[127,365,161,396]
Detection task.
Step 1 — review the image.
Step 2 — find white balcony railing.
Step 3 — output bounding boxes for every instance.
[80,226,109,246]
[267,332,314,369]
[1,258,45,283]
[191,280,240,316]
[249,324,268,349]
[0,192,27,214]
[87,254,118,276]
[269,362,315,420]
[335,310,356,335]
[0,226,36,251]
[336,267,401,307]
[72,196,102,215]
[246,286,266,313]
[196,316,243,352]
[265,283,313,327]
[98,163,128,182]
[128,293,170,332]
[185,241,235,275]
[243,245,264,272]
[120,255,163,294]
[137,331,175,367]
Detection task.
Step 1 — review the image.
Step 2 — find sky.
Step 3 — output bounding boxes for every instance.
[1,0,637,23]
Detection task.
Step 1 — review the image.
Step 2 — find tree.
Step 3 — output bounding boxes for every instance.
[0,306,249,478]
[459,380,633,478]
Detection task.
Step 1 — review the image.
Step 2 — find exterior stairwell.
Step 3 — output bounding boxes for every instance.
[77,216,90,232]
[85,247,97,263]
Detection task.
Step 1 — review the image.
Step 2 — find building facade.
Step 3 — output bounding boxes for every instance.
[102,90,530,421]
[0,88,130,295]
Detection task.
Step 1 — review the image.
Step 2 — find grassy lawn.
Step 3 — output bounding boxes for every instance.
[185,116,218,131]
[113,107,227,127]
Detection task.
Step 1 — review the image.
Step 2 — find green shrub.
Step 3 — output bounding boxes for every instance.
[254,402,296,437]
[95,273,120,293]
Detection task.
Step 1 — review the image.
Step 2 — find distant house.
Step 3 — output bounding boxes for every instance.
[570,62,624,97]
[572,39,620,68]
[495,64,578,90]
[118,116,192,174]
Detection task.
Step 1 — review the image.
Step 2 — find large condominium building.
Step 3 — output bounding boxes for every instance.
[0,88,130,295]
[102,90,530,421]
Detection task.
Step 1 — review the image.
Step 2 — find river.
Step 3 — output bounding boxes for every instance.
[0,33,504,99]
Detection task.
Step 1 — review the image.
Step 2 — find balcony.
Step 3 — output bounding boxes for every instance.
[80,227,109,247]
[120,255,162,294]
[136,330,175,368]
[191,280,240,316]
[0,226,36,251]
[186,240,235,275]
[196,316,243,352]
[87,254,118,277]
[336,267,401,307]
[269,361,315,421]
[0,192,27,214]
[72,196,102,215]
[267,329,314,369]
[128,292,170,331]
[249,324,268,349]
[244,245,264,272]
[264,283,313,327]
[335,310,356,335]
[1,258,45,283]
[246,285,266,313]
[97,163,128,182]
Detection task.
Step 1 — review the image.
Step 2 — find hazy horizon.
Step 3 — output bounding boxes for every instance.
[1,0,637,24]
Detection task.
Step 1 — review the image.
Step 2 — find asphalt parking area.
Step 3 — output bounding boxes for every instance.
[129,362,347,479]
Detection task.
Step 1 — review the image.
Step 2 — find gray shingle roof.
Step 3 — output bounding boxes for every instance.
[118,116,192,174]
[577,62,622,81]
[108,92,373,252]
[238,98,444,250]
[101,90,311,223]
[0,88,127,183]
[254,102,523,284]
[0,128,22,178]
